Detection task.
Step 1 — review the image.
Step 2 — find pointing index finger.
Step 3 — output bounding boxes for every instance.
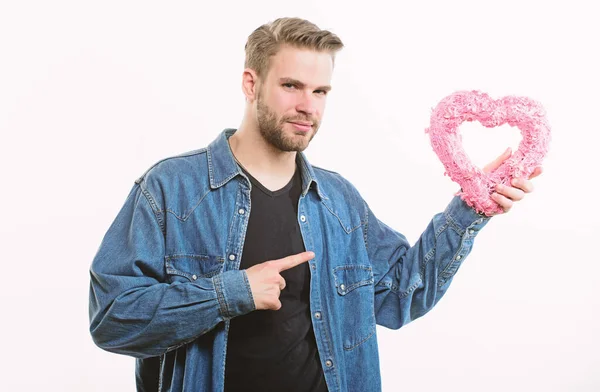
[274,251,315,272]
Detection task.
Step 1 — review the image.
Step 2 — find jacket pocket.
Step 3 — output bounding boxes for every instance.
[333,265,376,350]
[165,254,224,283]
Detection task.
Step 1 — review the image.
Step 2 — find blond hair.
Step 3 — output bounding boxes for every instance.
[244,17,344,78]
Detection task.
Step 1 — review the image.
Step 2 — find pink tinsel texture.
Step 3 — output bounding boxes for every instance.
[425,90,551,216]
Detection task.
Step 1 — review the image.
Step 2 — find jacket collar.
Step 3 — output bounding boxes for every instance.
[207,128,328,200]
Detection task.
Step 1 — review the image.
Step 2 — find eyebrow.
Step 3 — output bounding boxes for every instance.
[279,77,332,92]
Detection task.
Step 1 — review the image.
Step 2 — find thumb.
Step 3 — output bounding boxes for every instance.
[483,147,511,174]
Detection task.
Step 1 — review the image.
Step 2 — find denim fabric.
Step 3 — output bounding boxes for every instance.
[89,128,490,391]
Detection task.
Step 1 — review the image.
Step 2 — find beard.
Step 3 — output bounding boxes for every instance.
[256,93,319,152]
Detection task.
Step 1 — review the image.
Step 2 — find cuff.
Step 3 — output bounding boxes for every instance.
[213,270,256,320]
[444,195,491,233]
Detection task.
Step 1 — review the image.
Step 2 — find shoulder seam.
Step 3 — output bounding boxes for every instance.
[311,165,340,175]
[135,147,208,184]
[137,182,166,235]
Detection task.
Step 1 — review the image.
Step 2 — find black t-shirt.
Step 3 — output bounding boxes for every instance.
[224,163,327,392]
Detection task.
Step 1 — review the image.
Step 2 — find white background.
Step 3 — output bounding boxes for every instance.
[1,0,598,391]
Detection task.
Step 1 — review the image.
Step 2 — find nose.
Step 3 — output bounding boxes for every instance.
[295,92,317,116]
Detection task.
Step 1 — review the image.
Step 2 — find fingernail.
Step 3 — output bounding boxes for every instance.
[505,147,512,155]
[511,178,518,186]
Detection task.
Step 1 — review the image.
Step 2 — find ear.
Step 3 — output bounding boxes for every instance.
[242,68,260,103]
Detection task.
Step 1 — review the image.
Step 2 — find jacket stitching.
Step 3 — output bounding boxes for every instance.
[136,148,207,184]
[444,210,466,236]
[214,275,229,320]
[140,185,166,235]
[320,200,363,234]
[165,188,212,221]
[343,327,376,351]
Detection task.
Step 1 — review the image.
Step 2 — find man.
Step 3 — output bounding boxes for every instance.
[89,17,541,392]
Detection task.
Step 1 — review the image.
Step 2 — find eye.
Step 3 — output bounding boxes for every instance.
[283,83,297,89]
[315,90,328,96]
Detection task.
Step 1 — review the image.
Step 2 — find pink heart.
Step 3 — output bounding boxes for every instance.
[425,90,551,216]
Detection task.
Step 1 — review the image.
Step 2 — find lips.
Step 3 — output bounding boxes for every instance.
[288,121,313,132]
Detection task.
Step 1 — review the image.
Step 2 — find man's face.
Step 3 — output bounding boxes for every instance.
[254,46,333,152]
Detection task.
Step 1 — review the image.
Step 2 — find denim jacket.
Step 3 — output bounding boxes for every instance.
[89,128,490,392]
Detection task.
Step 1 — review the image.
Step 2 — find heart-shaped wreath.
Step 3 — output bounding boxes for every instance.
[425,90,551,216]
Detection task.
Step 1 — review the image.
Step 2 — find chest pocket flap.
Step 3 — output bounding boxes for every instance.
[333,265,374,295]
[165,254,224,283]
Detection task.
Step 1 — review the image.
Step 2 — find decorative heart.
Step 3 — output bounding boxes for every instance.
[425,90,551,216]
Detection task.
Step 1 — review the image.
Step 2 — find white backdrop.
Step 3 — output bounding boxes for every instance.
[1,0,598,391]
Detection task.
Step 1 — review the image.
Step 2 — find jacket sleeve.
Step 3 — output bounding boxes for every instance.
[89,182,255,359]
[368,195,490,329]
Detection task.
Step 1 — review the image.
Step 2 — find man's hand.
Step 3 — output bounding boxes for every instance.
[483,147,543,215]
[245,251,315,310]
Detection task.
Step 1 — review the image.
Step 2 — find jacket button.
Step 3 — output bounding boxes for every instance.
[456,255,462,260]
[300,215,306,222]
[339,284,346,291]
[469,229,474,235]
[238,208,245,215]
[325,360,333,367]
[192,274,197,280]
[229,254,236,261]
[314,312,321,319]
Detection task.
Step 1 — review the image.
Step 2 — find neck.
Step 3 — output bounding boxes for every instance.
[228,122,298,191]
